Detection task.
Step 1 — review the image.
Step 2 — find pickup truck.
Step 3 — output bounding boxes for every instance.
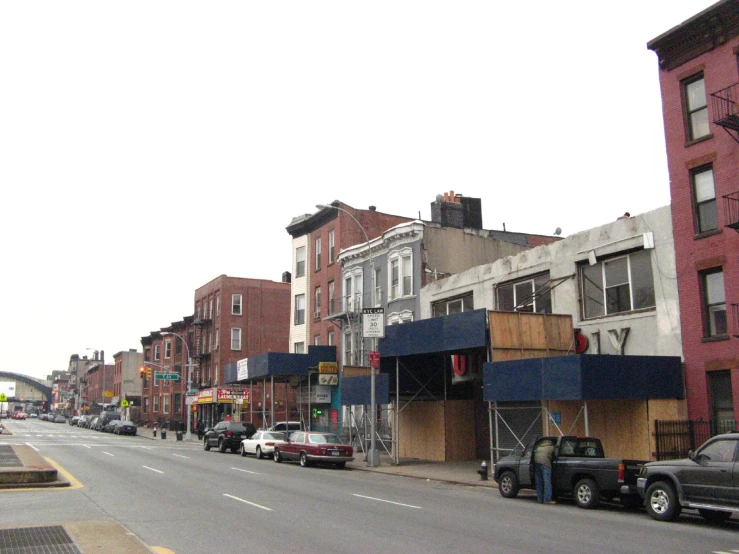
[494,436,647,509]
[637,432,739,522]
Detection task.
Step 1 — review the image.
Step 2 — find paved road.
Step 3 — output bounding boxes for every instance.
[3,419,739,554]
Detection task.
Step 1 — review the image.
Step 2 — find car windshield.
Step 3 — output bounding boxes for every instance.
[307,434,342,445]
[263,432,286,440]
[120,421,135,426]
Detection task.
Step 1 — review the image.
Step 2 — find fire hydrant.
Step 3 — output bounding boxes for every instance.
[477,461,488,481]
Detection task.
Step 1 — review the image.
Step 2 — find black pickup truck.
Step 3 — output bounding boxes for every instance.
[494,436,647,509]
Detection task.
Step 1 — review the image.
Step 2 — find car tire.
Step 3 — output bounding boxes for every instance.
[698,508,732,522]
[299,452,311,468]
[645,481,681,522]
[218,439,227,453]
[498,471,520,499]
[574,478,600,509]
[273,449,282,463]
[256,446,263,460]
[204,439,211,451]
[240,445,247,457]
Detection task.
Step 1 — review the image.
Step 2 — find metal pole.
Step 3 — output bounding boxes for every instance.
[161,332,192,440]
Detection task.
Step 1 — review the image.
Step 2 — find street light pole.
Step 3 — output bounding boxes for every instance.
[160,331,193,440]
[316,203,379,467]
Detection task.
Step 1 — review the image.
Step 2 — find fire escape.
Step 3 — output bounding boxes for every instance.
[191,314,211,387]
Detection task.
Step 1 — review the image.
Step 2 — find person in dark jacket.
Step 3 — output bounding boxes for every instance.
[197,420,205,440]
[534,439,555,504]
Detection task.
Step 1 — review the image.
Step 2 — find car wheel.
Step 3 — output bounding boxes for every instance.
[645,481,681,522]
[698,508,732,522]
[256,446,263,460]
[299,452,311,468]
[240,445,247,457]
[204,438,211,451]
[273,448,282,463]
[218,439,227,453]
[498,471,520,499]
[574,478,600,509]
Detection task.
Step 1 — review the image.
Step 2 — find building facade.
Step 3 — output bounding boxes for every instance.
[648,0,739,424]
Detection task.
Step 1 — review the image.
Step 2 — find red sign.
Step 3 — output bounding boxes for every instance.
[369,351,380,368]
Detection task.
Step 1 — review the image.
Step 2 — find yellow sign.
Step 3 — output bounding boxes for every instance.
[104,390,113,398]
[0,393,7,402]
[120,399,129,407]
[318,362,338,374]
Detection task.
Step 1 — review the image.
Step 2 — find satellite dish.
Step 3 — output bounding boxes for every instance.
[554,227,562,236]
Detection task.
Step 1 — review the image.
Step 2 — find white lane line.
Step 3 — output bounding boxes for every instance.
[223,494,272,511]
[173,454,189,459]
[143,466,164,474]
[352,494,422,509]
[24,442,39,452]
[231,467,260,475]
[102,451,114,456]
[83,445,92,449]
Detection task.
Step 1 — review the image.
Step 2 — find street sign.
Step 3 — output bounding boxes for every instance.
[369,351,380,368]
[155,374,180,380]
[318,362,338,374]
[362,308,385,338]
[120,399,129,407]
[0,393,6,402]
[318,374,339,386]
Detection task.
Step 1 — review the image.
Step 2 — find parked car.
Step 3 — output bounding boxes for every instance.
[494,436,647,509]
[29,413,39,419]
[240,431,288,459]
[12,412,28,420]
[203,421,257,453]
[638,433,739,522]
[89,417,101,431]
[266,421,303,434]
[54,415,67,423]
[96,412,121,431]
[69,416,80,426]
[103,419,121,433]
[114,420,137,436]
[273,431,354,468]
[77,415,91,428]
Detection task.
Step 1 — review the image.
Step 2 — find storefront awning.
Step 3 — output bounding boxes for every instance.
[483,354,684,402]
[224,345,337,383]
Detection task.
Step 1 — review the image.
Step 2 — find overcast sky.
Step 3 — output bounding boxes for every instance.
[0,1,717,380]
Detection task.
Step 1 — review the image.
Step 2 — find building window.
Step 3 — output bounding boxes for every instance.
[154,345,161,361]
[343,332,354,366]
[497,273,552,313]
[328,331,335,346]
[581,249,656,319]
[216,294,220,316]
[373,266,382,306]
[143,397,148,413]
[692,165,718,233]
[709,371,734,422]
[389,249,413,300]
[294,342,305,354]
[314,334,321,345]
[144,348,151,362]
[314,286,321,319]
[432,293,474,317]
[231,328,242,350]
[164,340,172,359]
[702,269,727,337]
[315,236,322,271]
[344,271,363,311]
[209,299,213,319]
[214,330,219,350]
[295,246,306,277]
[294,294,305,325]
[175,339,182,355]
[162,394,170,414]
[328,280,335,315]
[232,294,242,315]
[683,73,710,141]
[328,230,335,264]
[153,395,159,412]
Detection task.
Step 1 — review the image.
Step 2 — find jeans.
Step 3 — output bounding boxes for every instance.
[535,463,552,502]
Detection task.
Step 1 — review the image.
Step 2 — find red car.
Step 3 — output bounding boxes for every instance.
[273,431,354,469]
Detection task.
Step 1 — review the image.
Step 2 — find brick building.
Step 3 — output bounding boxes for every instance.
[648,0,739,423]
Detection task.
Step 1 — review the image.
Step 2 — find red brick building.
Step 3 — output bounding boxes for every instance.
[648,0,739,423]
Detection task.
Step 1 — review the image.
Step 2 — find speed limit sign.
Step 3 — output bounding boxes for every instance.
[362,308,385,338]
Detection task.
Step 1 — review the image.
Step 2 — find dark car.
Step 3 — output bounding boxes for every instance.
[103,419,121,433]
[97,412,121,431]
[638,433,739,522]
[114,420,137,436]
[273,431,354,469]
[203,421,257,453]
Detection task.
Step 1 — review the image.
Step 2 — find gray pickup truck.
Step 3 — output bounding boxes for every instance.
[494,435,646,509]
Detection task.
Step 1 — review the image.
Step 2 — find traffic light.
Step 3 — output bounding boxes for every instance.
[139,367,146,379]
[146,367,152,379]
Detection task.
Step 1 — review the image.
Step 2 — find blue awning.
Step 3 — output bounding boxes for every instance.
[483,354,684,402]
[340,374,391,406]
[223,346,337,383]
[379,309,488,358]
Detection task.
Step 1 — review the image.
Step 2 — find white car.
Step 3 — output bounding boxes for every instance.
[240,431,288,459]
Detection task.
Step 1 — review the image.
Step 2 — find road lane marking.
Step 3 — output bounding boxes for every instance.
[173,454,189,459]
[83,445,92,449]
[102,451,114,456]
[231,467,260,475]
[223,494,272,511]
[45,457,84,489]
[352,494,422,509]
[143,466,164,474]
[24,442,39,451]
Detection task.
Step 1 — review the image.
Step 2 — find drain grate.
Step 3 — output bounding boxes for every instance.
[0,445,22,468]
[0,525,81,554]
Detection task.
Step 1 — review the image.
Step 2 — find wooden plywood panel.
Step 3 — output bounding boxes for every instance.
[398,402,445,461]
[343,366,375,378]
[489,311,574,362]
[444,401,476,461]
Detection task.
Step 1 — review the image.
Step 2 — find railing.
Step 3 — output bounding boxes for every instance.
[655,419,738,460]
[724,191,739,231]
[711,82,739,130]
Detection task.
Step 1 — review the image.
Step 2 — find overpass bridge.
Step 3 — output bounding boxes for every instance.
[0,371,52,404]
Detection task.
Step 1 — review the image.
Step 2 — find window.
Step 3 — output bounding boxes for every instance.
[314,286,321,319]
[581,249,656,319]
[231,328,242,350]
[314,334,321,345]
[692,165,718,233]
[294,342,305,354]
[294,294,305,325]
[702,269,727,337]
[153,395,159,412]
[315,236,322,271]
[373,266,382,306]
[683,73,710,141]
[343,332,354,366]
[232,294,242,315]
[328,230,335,264]
[432,293,474,317]
[144,348,151,362]
[497,274,552,313]
[709,371,735,423]
[389,249,413,300]
[328,280,335,314]
[143,397,149,413]
[214,330,219,350]
[154,345,161,361]
[209,299,213,319]
[344,275,353,311]
[164,340,172,359]
[162,394,170,414]
[216,294,220,316]
[328,331,335,346]
[175,339,182,355]
[295,246,306,277]
[343,271,363,311]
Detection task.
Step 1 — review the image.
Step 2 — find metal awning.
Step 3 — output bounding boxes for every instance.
[223,346,337,383]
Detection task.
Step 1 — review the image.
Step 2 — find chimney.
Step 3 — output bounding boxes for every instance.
[431,191,481,230]
[282,271,292,283]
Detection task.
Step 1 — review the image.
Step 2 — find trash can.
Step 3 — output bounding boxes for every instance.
[161,429,167,439]
[176,431,183,441]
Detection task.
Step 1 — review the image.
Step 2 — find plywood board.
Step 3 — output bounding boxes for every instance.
[398,401,445,461]
[444,401,476,461]
[488,311,574,361]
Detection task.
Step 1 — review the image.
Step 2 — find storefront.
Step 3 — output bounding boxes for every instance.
[193,387,250,427]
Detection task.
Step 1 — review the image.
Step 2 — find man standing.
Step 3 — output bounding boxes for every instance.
[534,438,555,504]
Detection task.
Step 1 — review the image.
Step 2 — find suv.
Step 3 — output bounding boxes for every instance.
[267,421,303,434]
[204,421,257,453]
[638,433,739,522]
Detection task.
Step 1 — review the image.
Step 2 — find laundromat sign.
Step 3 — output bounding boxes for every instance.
[197,388,250,404]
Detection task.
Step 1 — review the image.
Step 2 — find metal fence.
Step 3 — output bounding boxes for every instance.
[655,419,738,460]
